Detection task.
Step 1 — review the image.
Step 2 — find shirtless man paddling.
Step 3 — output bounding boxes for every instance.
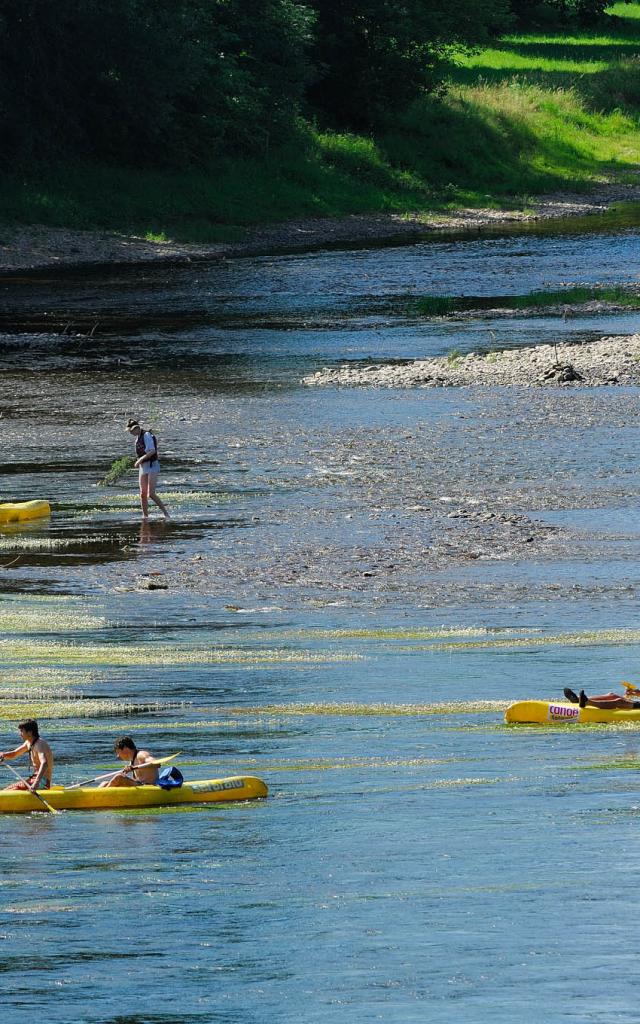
[100,736,159,788]
[0,719,54,791]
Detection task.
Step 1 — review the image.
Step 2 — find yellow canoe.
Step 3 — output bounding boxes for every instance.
[0,500,51,524]
[505,700,640,725]
[0,775,268,813]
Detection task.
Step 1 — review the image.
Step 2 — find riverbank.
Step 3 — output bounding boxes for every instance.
[2,182,640,275]
[305,333,640,389]
[3,4,640,272]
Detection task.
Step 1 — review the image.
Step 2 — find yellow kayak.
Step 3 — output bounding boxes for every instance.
[505,700,640,725]
[0,500,51,524]
[0,775,267,813]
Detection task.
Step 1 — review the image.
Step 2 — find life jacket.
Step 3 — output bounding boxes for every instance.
[135,430,158,468]
[157,766,184,790]
[129,749,142,781]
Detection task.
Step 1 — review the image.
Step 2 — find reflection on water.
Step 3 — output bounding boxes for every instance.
[1,221,640,1021]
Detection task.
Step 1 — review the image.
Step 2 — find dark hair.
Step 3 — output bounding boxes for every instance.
[126,418,140,430]
[19,719,39,740]
[115,736,137,753]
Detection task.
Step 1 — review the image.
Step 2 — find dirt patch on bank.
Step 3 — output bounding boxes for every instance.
[2,183,640,276]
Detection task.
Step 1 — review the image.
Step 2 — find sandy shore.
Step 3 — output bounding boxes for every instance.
[304,334,640,389]
[1,182,639,275]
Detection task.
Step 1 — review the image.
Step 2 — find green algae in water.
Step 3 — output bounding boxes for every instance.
[0,638,361,668]
[572,760,640,771]
[397,628,640,653]
[224,700,507,717]
[352,777,499,794]
[0,595,106,633]
[0,535,117,552]
[0,699,187,720]
[3,666,105,692]
[277,626,493,641]
[65,489,239,514]
[99,456,135,486]
[230,755,464,773]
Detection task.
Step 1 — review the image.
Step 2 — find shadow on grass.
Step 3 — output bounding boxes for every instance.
[380,90,619,201]
[451,6,640,114]
[500,40,640,60]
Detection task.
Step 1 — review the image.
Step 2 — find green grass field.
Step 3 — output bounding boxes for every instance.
[2,2,639,238]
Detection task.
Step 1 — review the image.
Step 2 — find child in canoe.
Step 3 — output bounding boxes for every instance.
[0,719,54,790]
[564,683,640,710]
[100,736,159,788]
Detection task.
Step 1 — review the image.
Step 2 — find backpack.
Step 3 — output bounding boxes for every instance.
[157,766,184,790]
[135,430,158,466]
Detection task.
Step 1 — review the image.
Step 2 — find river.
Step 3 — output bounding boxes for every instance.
[1,209,640,1022]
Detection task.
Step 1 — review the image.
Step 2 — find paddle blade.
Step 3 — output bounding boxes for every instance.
[621,680,640,695]
[40,800,60,815]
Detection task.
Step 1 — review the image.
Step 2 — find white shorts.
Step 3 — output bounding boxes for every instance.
[139,464,160,479]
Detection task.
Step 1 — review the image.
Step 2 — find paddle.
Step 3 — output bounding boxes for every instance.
[66,752,182,790]
[0,759,59,814]
[621,680,640,695]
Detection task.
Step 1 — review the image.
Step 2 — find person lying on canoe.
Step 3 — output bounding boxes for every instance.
[564,684,640,710]
[99,736,159,788]
[0,719,53,791]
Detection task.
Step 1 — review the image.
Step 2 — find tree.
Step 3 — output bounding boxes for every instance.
[308,0,512,130]
[510,0,608,27]
[0,0,315,167]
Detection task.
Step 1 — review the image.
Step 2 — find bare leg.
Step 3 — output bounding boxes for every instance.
[139,474,150,518]
[148,473,169,518]
[99,774,138,789]
[584,695,636,710]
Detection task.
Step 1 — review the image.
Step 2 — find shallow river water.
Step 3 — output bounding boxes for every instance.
[2,212,640,1022]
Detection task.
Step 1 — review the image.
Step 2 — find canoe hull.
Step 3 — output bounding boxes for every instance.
[505,700,640,725]
[0,500,51,524]
[0,775,267,813]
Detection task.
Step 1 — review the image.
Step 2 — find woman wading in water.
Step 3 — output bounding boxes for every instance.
[126,418,170,520]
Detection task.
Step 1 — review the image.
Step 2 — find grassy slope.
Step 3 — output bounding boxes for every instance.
[2,2,639,240]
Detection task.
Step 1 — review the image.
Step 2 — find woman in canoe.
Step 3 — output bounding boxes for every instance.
[0,719,53,790]
[100,736,159,788]
[125,418,170,520]
[564,686,640,710]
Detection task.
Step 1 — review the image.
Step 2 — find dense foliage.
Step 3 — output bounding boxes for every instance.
[0,0,617,169]
[0,0,314,166]
[308,0,512,129]
[510,0,611,25]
